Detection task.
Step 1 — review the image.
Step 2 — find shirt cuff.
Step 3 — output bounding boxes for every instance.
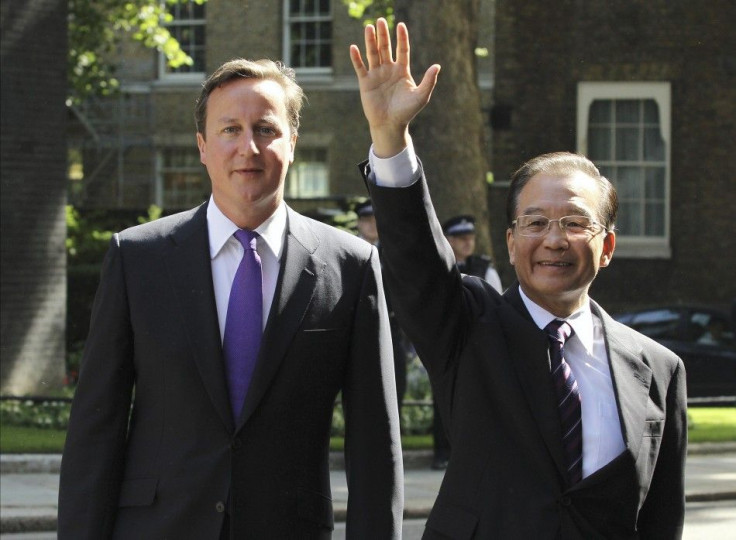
[367,140,420,188]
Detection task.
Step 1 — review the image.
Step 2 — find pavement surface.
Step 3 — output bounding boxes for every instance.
[2,444,735,534]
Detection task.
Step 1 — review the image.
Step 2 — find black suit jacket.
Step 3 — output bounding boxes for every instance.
[58,202,403,539]
[365,167,687,539]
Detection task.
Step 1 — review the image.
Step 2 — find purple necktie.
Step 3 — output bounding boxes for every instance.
[223,229,263,419]
[545,319,583,485]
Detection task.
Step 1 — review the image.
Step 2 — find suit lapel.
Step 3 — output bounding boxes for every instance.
[499,285,568,479]
[594,302,653,460]
[237,207,322,429]
[164,203,234,433]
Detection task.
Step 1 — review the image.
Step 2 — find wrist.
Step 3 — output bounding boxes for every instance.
[370,125,411,158]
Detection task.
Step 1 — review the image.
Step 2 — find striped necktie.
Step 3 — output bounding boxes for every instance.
[545,319,583,485]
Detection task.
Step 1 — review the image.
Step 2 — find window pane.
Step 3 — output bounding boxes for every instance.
[306,22,316,39]
[615,127,640,161]
[615,167,643,200]
[319,0,330,14]
[588,127,611,161]
[589,100,611,123]
[643,99,659,123]
[305,0,316,14]
[618,201,642,236]
[616,100,640,123]
[644,167,665,199]
[645,202,664,236]
[319,44,331,66]
[643,127,665,161]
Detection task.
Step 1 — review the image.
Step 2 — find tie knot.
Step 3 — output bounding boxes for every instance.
[545,319,573,344]
[234,229,258,250]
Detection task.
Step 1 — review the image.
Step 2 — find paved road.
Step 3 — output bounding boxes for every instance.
[3,502,735,540]
[2,451,735,537]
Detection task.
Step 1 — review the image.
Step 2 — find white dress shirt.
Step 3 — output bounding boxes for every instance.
[368,141,626,478]
[207,196,286,342]
[518,287,625,478]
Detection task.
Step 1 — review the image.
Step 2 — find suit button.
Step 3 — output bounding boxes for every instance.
[560,496,572,507]
[215,501,226,513]
[232,438,242,450]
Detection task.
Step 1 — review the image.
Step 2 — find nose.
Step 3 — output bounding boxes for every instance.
[238,132,259,156]
[542,219,569,249]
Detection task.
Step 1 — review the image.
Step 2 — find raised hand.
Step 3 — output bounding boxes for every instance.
[350,17,440,158]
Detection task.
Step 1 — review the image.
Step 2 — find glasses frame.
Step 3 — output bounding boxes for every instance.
[511,214,607,238]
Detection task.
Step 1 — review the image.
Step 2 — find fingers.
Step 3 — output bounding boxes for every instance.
[376,17,394,64]
[349,44,366,77]
[364,23,379,70]
[395,22,410,67]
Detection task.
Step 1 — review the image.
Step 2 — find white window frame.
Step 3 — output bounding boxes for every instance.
[157,0,206,83]
[282,0,333,77]
[577,82,671,258]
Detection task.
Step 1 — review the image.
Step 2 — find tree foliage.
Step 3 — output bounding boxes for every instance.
[341,0,394,26]
[68,0,206,104]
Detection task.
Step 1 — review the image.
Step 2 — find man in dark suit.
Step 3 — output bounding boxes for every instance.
[350,19,687,538]
[58,58,403,539]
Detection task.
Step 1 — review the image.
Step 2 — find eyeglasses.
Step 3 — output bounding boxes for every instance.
[512,214,606,238]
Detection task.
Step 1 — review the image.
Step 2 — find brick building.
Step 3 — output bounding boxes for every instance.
[489,0,736,311]
[69,1,495,220]
[67,0,734,313]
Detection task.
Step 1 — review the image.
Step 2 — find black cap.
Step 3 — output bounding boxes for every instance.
[355,200,374,217]
[443,215,476,236]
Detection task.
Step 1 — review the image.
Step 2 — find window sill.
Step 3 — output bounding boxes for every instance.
[613,240,671,259]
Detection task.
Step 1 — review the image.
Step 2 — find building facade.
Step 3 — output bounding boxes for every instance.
[489,0,736,311]
[68,1,495,220]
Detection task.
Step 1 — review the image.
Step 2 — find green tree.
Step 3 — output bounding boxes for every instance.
[68,0,206,104]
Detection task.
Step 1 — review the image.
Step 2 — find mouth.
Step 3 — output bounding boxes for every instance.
[538,261,572,268]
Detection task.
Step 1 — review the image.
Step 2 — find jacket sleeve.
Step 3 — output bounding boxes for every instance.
[342,245,404,540]
[636,357,688,539]
[363,163,474,380]
[58,235,135,539]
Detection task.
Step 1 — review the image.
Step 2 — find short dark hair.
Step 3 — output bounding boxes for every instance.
[194,58,304,137]
[506,152,618,231]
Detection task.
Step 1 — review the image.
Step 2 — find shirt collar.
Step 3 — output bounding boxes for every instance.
[518,285,596,354]
[206,196,287,261]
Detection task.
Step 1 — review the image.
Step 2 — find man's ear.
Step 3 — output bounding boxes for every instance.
[196,132,207,165]
[599,231,616,268]
[506,228,516,266]
[289,133,298,164]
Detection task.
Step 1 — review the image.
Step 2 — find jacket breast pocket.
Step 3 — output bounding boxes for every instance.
[118,478,158,507]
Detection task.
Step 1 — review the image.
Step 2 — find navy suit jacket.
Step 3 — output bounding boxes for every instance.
[365,165,687,539]
[58,201,403,539]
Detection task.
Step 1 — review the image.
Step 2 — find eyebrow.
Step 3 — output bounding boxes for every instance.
[520,206,594,218]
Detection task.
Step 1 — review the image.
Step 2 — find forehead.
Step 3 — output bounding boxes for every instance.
[208,78,288,121]
[518,171,602,215]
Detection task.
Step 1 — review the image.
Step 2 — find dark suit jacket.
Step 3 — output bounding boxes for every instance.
[58,202,403,539]
[365,167,687,539]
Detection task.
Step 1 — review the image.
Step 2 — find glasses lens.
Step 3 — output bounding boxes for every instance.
[560,216,594,235]
[516,215,600,237]
[516,215,549,236]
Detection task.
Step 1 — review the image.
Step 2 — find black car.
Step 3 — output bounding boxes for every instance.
[612,306,736,399]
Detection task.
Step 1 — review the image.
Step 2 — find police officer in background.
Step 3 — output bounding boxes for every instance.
[356,199,409,408]
[431,215,504,469]
[443,215,503,293]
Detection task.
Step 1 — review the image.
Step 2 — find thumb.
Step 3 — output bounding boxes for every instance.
[416,64,441,105]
